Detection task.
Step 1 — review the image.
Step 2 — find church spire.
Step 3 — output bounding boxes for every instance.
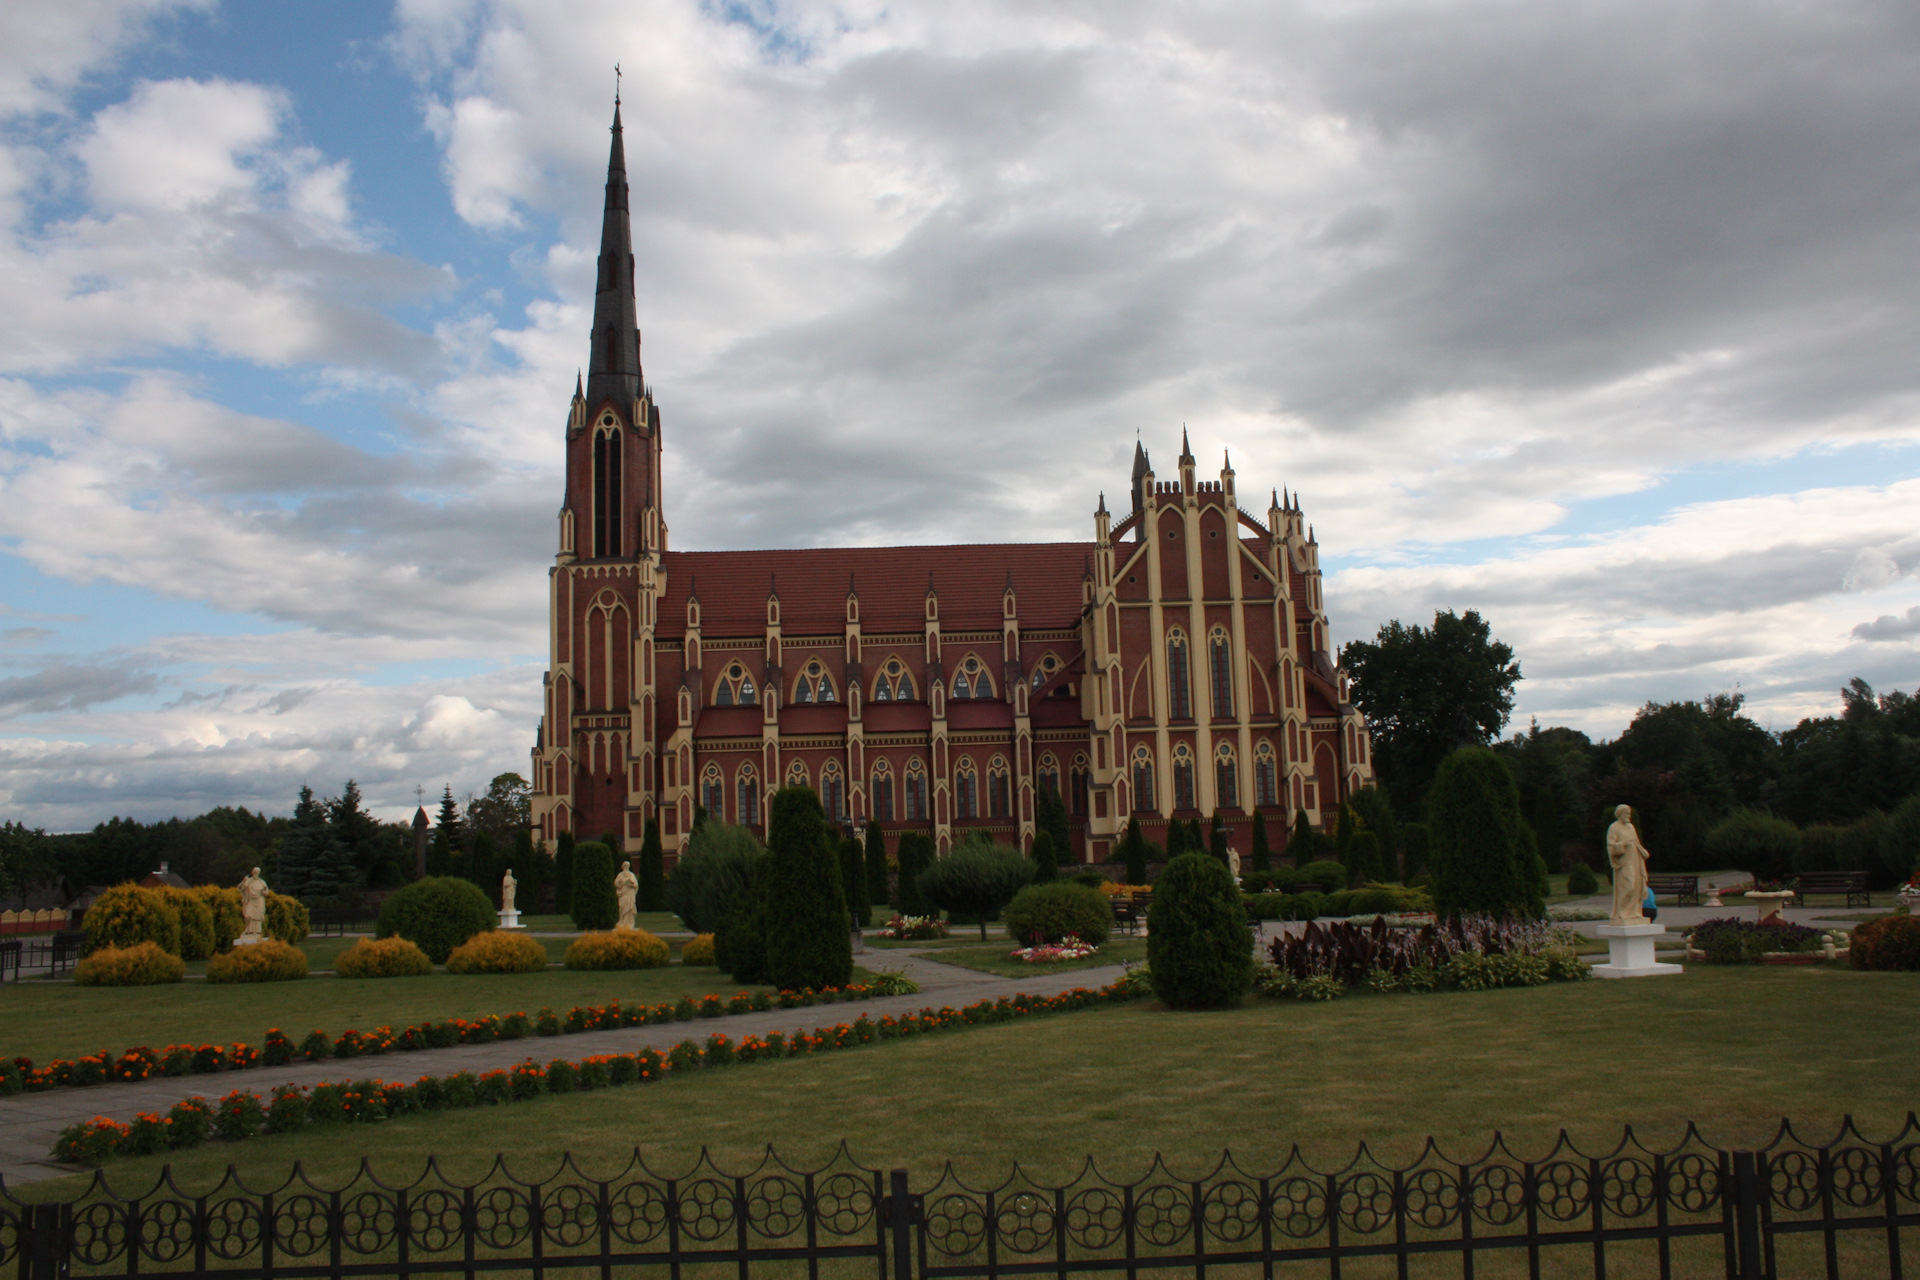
[584,101,642,414]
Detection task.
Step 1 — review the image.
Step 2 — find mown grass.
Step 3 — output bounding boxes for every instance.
[915,936,1149,977]
[37,965,1918,1198]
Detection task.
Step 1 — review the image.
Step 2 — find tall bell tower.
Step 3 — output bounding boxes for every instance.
[530,98,667,855]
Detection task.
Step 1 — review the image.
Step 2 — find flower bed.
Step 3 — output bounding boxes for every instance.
[1259,916,1591,1000]
[0,973,920,1098]
[1010,938,1097,963]
[51,980,1147,1165]
[1685,917,1826,965]
[874,915,948,940]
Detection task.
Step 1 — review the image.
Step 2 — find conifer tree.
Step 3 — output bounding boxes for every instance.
[1285,808,1314,866]
[330,779,381,888]
[1190,818,1208,855]
[758,786,852,990]
[1427,747,1535,920]
[838,835,871,928]
[277,784,348,902]
[467,831,497,904]
[1165,819,1188,858]
[639,819,665,911]
[864,821,888,907]
[1030,830,1059,883]
[510,828,544,909]
[1208,810,1231,865]
[570,840,618,929]
[1036,781,1072,865]
[1532,786,1560,871]
[895,831,935,915]
[552,830,575,915]
[428,786,463,877]
[1249,810,1272,872]
[1122,819,1150,885]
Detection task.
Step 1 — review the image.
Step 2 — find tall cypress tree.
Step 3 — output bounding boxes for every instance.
[758,787,852,990]
[864,821,888,907]
[467,832,497,904]
[509,828,543,911]
[552,831,575,916]
[1285,808,1314,866]
[895,831,935,916]
[838,836,871,928]
[1122,819,1150,884]
[570,840,618,929]
[1030,830,1059,883]
[1249,810,1272,872]
[1036,782,1072,866]
[1427,746,1535,920]
[1208,810,1231,865]
[1165,820,1188,858]
[639,819,665,911]
[1189,818,1208,856]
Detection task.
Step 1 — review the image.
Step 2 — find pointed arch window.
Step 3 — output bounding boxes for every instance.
[987,756,1011,819]
[716,664,757,707]
[786,760,810,790]
[1209,627,1234,719]
[1214,740,1239,811]
[795,660,835,705]
[736,765,760,827]
[1166,630,1191,720]
[905,759,928,822]
[1254,743,1279,809]
[951,671,970,699]
[954,760,979,820]
[1131,747,1155,813]
[893,669,916,700]
[871,759,895,822]
[821,762,845,821]
[1037,753,1060,802]
[1172,743,1196,811]
[701,764,725,820]
[592,423,622,558]
[1070,753,1090,816]
[1029,653,1060,690]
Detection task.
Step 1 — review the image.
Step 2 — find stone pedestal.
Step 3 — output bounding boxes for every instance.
[1592,923,1683,978]
[234,934,263,947]
[1744,890,1795,923]
[498,909,523,931]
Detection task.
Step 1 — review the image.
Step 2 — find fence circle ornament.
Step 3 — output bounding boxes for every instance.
[814,1172,877,1236]
[1830,1146,1885,1210]
[607,1181,670,1245]
[1533,1161,1592,1223]
[922,1192,987,1258]
[69,1202,127,1267]
[272,1193,331,1258]
[137,1199,196,1264]
[676,1178,738,1242]
[1600,1156,1656,1219]
[745,1175,805,1239]
[1471,1164,1527,1226]
[1062,1186,1126,1251]
[1133,1182,1191,1247]
[338,1191,397,1256]
[1201,1180,1261,1244]
[405,1189,463,1253]
[993,1191,1054,1255]
[1269,1176,1330,1238]
[539,1183,600,1248]
[1665,1153,1721,1213]
[1401,1167,1463,1230]
[1337,1171,1394,1234]
[471,1186,532,1250]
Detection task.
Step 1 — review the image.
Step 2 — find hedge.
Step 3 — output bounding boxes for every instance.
[334,937,433,978]
[72,942,184,987]
[206,940,308,983]
[446,931,548,974]
[564,930,671,970]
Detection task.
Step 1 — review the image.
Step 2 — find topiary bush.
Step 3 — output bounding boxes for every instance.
[82,884,180,956]
[1427,747,1537,920]
[376,876,496,964]
[570,841,618,931]
[1003,881,1111,946]
[155,887,217,960]
[334,936,433,978]
[1276,859,1348,892]
[1146,852,1254,1008]
[446,931,548,974]
[665,822,763,933]
[207,939,309,983]
[1851,915,1920,971]
[918,838,1034,940]
[1566,863,1599,895]
[759,786,852,992]
[190,884,244,952]
[266,893,310,944]
[681,932,716,965]
[73,941,185,986]
[564,930,670,970]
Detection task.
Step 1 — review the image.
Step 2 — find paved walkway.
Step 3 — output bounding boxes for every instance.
[0,945,1128,1188]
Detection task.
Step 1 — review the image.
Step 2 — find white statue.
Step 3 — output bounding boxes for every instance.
[237,866,268,943]
[1228,846,1242,880]
[614,859,639,930]
[500,868,517,915]
[1607,805,1650,926]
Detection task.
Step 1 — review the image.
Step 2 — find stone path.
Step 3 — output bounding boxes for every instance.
[0,944,1128,1188]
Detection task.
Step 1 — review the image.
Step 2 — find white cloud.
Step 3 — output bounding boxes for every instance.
[0,1,212,119]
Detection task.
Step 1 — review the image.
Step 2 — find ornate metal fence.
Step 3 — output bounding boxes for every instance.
[2,1119,1914,1278]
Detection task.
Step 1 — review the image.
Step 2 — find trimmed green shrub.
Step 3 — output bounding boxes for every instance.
[155,887,217,960]
[864,821,889,906]
[1003,881,1111,946]
[665,822,762,933]
[266,893,310,944]
[1121,819,1150,885]
[334,936,432,978]
[553,831,575,915]
[1427,747,1536,920]
[1851,915,1920,971]
[570,841,618,930]
[1706,810,1801,882]
[1880,793,1920,884]
[1285,808,1314,866]
[73,940,185,986]
[1566,863,1599,895]
[895,831,936,915]
[1147,852,1254,1008]
[1345,831,1379,889]
[1249,811,1272,872]
[1276,859,1347,891]
[716,878,769,985]
[445,931,547,974]
[639,819,666,912]
[1347,786,1400,880]
[1209,811,1231,865]
[759,786,852,991]
[207,939,308,983]
[189,884,244,953]
[1030,830,1059,884]
[918,838,1034,941]
[839,836,872,928]
[377,876,496,964]
[681,932,716,965]
[1400,822,1431,880]
[82,884,180,956]
[564,930,670,970]
[1242,892,1329,922]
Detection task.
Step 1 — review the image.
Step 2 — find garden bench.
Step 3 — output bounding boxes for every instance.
[1646,875,1700,905]
[308,908,376,936]
[1792,870,1871,908]
[1110,897,1141,936]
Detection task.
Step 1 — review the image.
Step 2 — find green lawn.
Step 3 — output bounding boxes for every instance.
[915,936,1148,977]
[1,963,760,1064]
[37,965,1919,1198]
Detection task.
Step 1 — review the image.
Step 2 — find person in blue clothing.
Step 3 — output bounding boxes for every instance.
[1642,884,1658,923]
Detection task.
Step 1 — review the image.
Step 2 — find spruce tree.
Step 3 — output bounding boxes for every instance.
[758,787,852,990]
[1036,781,1072,865]
[864,821,888,907]
[895,831,935,916]
[639,819,665,911]
[330,779,380,889]
[838,835,871,928]
[1030,830,1059,883]
[1121,819,1150,884]
[1427,746,1535,920]
[1208,810,1230,866]
[570,840,618,929]
[429,786,463,877]
[274,784,327,901]
[1249,810,1272,872]
[467,832,497,904]
[1285,808,1314,866]
[552,831,575,916]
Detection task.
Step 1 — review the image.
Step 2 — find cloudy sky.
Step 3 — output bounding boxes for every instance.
[2,0,1917,829]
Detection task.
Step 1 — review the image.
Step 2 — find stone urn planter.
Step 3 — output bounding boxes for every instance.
[1743,890,1796,923]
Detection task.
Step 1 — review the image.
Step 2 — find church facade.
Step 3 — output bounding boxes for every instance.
[529,107,1375,863]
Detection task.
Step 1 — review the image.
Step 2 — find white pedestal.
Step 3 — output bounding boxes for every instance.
[233,934,262,947]
[1591,923,1683,978]
[497,909,523,930]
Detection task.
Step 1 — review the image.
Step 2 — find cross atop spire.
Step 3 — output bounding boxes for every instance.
[584,101,642,414]
[1179,426,1194,463]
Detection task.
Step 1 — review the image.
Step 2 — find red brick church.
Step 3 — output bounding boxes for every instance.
[530,106,1375,864]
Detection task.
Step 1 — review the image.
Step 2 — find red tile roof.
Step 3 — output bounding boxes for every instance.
[946,700,1015,731]
[663,543,1095,636]
[779,705,847,736]
[862,702,931,733]
[693,707,764,739]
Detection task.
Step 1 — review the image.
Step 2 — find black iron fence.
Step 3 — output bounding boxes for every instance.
[3,1119,1915,1278]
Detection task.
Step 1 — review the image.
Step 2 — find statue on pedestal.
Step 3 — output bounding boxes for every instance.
[500,868,517,915]
[237,867,268,944]
[615,860,639,931]
[1607,805,1651,926]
